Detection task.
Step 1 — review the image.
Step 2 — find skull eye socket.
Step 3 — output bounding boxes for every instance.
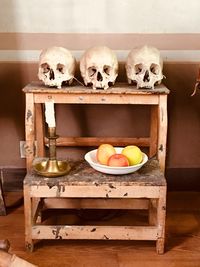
[88,67,97,77]
[41,63,50,73]
[103,65,111,75]
[150,64,159,75]
[57,63,65,74]
[135,64,143,74]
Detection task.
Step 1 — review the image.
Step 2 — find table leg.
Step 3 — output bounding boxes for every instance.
[149,105,158,158]
[25,93,35,171]
[156,186,167,254]
[158,95,168,172]
[0,178,6,215]
[24,184,34,252]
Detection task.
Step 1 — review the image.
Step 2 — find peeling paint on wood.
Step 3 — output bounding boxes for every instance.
[23,81,168,254]
[0,180,6,216]
[108,184,116,189]
[26,109,33,122]
[52,227,62,239]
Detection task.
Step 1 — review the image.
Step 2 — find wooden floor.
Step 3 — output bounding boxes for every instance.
[1,191,200,267]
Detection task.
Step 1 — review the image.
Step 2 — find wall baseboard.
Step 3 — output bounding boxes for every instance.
[166,168,200,191]
[0,167,200,192]
[1,168,26,192]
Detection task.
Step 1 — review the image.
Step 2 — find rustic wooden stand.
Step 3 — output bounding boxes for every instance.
[23,82,169,254]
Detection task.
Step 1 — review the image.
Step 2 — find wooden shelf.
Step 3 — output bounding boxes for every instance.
[23,81,169,254]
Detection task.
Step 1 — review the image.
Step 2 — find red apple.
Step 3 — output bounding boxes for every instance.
[107,154,129,167]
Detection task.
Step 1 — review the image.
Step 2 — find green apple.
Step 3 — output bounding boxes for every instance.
[122,145,143,165]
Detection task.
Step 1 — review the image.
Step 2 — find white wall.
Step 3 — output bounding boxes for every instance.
[0,0,200,33]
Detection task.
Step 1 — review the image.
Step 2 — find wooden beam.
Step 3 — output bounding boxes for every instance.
[44,137,150,147]
[32,225,158,241]
[30,185,162,198]
[44,198,149,210]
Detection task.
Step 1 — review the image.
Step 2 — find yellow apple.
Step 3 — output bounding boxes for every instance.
[122,145,143,165]
[96,144,116,165]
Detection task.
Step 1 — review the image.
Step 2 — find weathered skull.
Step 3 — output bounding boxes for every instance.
[125,46,164,89]
[80,46,118,90]
[38,46,76,88]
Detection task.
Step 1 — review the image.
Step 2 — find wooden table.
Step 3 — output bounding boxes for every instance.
[23,82,169,254]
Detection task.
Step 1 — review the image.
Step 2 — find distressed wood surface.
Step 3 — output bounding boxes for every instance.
[24,158,166,187]
[23,82,168,254]
[23,81,170,95]
[23,82,169,172]
[44,136,150,147]
[43,198,149,210]
[149,106,158,158]
[0,179,6,216]
[32,225,158,241]
[24,163,166,254]
[29,184,163,198]
[25,93,35,171]
[158,95,168,171]
[3,191,200,267]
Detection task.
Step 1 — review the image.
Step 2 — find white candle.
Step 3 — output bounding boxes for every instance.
[45,101,56,127]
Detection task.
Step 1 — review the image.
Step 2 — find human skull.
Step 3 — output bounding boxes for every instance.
[80,46,118,90]
[38,46,76,88]
[125,46,164,89]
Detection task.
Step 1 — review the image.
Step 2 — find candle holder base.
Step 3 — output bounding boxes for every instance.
[33,159,71,178]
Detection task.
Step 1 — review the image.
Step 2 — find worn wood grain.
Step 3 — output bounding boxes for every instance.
[45,136,150,147]
[23,81,170,95]
[23,81,169,254]
[1,192,200,267]
[32,225,158,241]
[0,179,6,215]
[25,158,166,187]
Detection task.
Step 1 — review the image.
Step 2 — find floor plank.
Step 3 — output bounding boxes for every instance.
[1,191,200,267]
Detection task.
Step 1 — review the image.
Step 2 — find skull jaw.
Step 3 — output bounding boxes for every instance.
[92,82,109,90]
[39,79,73,89]
[84,82,108,90]
[38,72,74,89]
[128,75,162,90]
[38,78,62,88]
[83,74,117,90]
[84,77,115,90]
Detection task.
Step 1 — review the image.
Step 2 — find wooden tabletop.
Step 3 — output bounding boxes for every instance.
[22,81,170,95]
[24,158,166,187]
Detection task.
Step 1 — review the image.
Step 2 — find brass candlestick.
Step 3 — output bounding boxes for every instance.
[33,127,71,177]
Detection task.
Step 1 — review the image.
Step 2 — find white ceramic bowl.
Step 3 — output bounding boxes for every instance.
[84,147,148,175]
